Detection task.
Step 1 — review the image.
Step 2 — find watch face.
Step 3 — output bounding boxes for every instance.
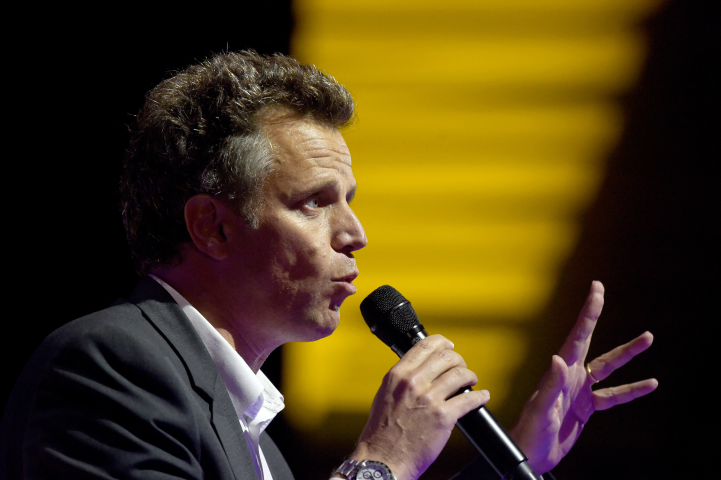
[360,470,384,480]
[356,462,392,480]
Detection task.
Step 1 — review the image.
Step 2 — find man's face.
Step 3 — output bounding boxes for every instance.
[225,114,367,345]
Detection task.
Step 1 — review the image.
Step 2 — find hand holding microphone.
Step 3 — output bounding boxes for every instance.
[360,285,542,480]
[349,333,490,480]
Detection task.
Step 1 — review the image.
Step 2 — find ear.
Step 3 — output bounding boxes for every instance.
[184,194,233,260]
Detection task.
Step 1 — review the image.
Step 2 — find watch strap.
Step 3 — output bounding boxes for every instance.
[333,459,396,480]
[334,459,362,479]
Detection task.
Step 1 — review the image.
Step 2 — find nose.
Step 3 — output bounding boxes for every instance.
[333,204,368,255]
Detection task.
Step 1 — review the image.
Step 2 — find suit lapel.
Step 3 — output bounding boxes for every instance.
[211,374,260,480]
[127,276,259,480]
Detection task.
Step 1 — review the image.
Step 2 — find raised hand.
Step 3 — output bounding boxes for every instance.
[351,335,490,480]
[508,281,658,474]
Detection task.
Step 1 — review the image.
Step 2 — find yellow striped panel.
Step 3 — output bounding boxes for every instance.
[283,0,661,429]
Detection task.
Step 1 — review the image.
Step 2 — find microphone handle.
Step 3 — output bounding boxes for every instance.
[394,330,542,480]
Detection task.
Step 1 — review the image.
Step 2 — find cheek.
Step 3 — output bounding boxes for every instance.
[264,221,329,282]
[258,214,333,291]
[280,237,328,282]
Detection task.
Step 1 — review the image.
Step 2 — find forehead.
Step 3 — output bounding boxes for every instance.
[261,113,353,182]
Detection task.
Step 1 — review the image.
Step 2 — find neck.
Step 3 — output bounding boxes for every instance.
[215,326,274,373]
[151,267,278,374]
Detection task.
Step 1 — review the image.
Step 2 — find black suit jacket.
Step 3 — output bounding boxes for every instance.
[1,277,294,480]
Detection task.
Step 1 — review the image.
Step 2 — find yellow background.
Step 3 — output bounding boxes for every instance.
[283,0,662,429]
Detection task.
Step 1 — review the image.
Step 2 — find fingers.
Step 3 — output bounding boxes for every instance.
[445,388,491,420]
[527,355,569,422]
[400,334,456,369]
[558,281,605,365]
[389,334,488,412]
[587,331,654,383]
[398,335,469,384]
[418,345,468,385]
[592,378,659,411]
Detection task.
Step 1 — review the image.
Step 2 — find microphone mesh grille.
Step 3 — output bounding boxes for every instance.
[360,285,420,335]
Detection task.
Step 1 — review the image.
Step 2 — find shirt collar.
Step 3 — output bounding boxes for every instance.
[149,275,284,428]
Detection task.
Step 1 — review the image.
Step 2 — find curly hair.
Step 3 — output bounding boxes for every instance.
[120,51,355,275]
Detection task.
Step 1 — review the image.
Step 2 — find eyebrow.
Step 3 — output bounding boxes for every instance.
[290,178,357,205]
[313,179,357,204]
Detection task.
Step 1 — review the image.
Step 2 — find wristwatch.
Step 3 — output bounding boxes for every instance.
[334,459,396,480]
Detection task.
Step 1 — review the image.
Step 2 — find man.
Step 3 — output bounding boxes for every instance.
[0,51,657,480]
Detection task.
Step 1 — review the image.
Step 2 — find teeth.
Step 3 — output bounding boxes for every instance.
[332,305,340,311]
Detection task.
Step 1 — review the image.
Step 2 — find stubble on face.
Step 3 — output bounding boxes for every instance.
[227,111,365,347]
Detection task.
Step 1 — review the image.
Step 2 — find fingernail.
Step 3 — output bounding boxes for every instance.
[481,389,490,397]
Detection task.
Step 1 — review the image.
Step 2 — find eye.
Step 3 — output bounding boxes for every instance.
[304,197,320,209]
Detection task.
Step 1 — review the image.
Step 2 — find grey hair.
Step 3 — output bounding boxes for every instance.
[206,127,275,228]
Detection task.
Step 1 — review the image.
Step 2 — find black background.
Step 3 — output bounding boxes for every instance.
[3,1,714,478]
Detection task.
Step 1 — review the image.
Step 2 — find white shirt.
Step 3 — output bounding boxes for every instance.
[150,275,285,480]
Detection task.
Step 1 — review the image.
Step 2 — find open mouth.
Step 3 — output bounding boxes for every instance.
[330,269,359,311]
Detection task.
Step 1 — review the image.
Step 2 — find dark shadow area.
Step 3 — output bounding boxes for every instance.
[3,0,293,423]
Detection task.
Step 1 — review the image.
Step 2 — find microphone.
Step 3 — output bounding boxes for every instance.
[360,285,542,480]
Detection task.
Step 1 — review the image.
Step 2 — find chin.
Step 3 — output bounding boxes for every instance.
[300,309,341,343]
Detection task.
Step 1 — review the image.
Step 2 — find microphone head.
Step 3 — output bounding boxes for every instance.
[360,285,423,350]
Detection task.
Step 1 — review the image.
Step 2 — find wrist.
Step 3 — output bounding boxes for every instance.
[348,439,416,480]
[334,459,397,480]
